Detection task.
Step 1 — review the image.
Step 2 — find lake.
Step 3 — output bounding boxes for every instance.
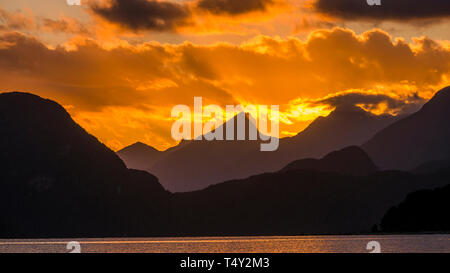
[0,235,448,253]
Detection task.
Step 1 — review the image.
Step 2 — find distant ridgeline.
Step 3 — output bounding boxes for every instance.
[119,104,398,192]
[1,88,450,238]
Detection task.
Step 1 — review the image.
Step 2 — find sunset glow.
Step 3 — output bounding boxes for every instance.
[1,0,450,150]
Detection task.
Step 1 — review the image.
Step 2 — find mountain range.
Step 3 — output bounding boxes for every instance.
[1,87,450,237]
[120,105,397,192]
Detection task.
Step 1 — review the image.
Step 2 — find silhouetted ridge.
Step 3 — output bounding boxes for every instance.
[421,86,450,113]
[121,142,160,153]
[411,159,450,174]
[174,161,450,235]
[282,146,379,176]
[381,183,450,232]
[130,105,396,192]
[203,112,269,141]
[117,142,163,170]
[3,92,450,237]
[0,92,169,238]
[363,86,450,170]
[150,111,276,192]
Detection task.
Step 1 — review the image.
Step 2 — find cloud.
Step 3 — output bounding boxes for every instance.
[90,0,192,31]
[42,17,91,35]
[313,0,450,22]
[0,6,90,36]
[1,27,450,149]
[1,27,449,108]
[294,18,336,33]
[0,7,35,31]
[89,0,288,33]
[196,0,275,15]
[311,90,426,115]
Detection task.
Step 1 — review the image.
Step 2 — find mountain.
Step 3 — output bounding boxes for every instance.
[278,105,397,160]
[2,91,449,237]
[411,159,450,174]
[381,169,450,232]
[142,105,396,192]
[117,142,163,170]
[281,146,379,176]
[173,167,450,235]
[150,112,272,192]
[0,92,169,238]
[363,86,450,171]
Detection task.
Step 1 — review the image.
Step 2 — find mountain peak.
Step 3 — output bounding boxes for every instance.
[1,91,45,99]
[117,142,163,170]
[202,111,267,141]
[0,91,170,237]
[0,91,68,115]
[118,142,160,153]
[362,86,450,170]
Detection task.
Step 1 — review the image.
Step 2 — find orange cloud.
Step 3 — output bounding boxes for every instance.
[42,16,92,35]
[0,6,35,31]
[0,27,449,149]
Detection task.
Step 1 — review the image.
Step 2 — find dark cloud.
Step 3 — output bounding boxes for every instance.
[90,0,191,31]
[0,31,170,110]
[314,0,450,21]
[196,0,274,15]
[312,92,426,115]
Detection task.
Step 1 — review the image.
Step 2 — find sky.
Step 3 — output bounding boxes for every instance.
[1,0,450,150]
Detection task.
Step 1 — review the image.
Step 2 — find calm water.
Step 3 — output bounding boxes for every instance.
[0,235,448,253]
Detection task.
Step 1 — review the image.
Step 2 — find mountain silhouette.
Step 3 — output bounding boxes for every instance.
[281,146,379,176]
[173,167,450,235]
[381,169,450,232]
[411,159,450,174]
[117,142,163,170]
[0,92,169,238]
[150,112,272,192]
[363,86,450,170]
[1,91,450,237]
[279,105,397,160]
[123,105,396,192]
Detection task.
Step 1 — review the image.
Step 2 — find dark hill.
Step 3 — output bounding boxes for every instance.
[0,92,169,238]
[381,173,450,233]
[173,169,450,235]
[281,146,379,176]
[411,159,450,174]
